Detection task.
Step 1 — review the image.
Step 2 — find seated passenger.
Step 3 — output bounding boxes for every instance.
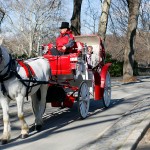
[51,22,75,55]
[86,46,93,69]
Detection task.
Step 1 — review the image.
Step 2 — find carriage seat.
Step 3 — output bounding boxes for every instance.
[42,41,84,56]
[44,53,79,75]
[43,41,84,75]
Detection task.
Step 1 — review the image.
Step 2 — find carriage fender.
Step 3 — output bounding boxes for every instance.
[100,63,112,88]
[94,63,111,100]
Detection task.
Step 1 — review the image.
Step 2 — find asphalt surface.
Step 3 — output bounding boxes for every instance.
[1,76,150,150]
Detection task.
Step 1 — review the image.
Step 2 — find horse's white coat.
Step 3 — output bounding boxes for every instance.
[0,45,51,143]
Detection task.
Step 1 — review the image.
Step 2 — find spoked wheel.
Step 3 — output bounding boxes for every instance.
[77,81,90,119]
[102,72,111,108]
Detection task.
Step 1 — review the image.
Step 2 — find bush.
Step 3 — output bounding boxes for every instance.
[133,60,139,76]
[105,53,138,77]
[105,53,123,77]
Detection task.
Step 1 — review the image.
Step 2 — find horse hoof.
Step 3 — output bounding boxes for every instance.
[21,134,29,139]
[1,139,8,145]
[35,125,42,131]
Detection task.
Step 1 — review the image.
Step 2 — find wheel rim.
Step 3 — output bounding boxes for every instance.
[103,72,111,107]
[78,82,90,119]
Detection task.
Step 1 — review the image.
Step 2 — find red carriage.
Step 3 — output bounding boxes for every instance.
[43,35,112,119]
[0,13,112,144]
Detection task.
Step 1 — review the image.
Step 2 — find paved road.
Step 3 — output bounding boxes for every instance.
[1,77,150,150]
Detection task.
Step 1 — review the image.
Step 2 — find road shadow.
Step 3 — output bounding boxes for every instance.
[0,97,124,149]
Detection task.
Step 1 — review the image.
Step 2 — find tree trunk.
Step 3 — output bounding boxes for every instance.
[123,0,141,81]
[70,0,83,35]
[98,0,111,43]
[0,8,5,22]
[0,8,5,31]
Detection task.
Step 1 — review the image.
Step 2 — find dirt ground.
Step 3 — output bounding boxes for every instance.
[136,128,150,150]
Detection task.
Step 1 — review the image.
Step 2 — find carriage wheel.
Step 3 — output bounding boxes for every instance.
[102,72,111,108]
[77,81,90,119]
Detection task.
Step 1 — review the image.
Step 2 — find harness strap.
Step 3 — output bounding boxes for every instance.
[1,81,12,99]
[16,60,37,100]
[12,69,34,100]
[0,56,48,101]
[17,60,35,78]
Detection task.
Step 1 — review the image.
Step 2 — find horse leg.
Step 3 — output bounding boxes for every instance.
[16,95,29,139]
[31,85,47,131]
[31,92,41,131]
[0,97,11,144]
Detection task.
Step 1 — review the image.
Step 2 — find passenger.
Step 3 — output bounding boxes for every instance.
[86,46,93,69]
[50,22,75,55]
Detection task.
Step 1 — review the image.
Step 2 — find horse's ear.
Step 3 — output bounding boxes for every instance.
[0,36,4,45]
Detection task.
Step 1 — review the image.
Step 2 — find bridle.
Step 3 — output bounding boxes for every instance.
[0,46,16,82]
[0,53,15,82]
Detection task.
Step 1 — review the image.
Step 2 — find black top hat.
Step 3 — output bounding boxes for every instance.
[59,22,70,29]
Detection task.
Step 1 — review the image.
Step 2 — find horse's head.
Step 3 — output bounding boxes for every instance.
[0,41,10,68]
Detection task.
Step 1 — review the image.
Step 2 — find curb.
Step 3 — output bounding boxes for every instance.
[119,112,150,150]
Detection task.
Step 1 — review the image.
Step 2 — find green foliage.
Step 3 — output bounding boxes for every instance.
[105,53,139,77]
[105,53,123,77]
[133,60,139,76]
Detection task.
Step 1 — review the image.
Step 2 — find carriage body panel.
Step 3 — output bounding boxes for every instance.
[44,55,72,75]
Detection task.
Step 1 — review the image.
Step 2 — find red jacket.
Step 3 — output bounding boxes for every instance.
[56,30,75,53]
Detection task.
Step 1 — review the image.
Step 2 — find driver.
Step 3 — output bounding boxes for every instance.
[51,22,75,55]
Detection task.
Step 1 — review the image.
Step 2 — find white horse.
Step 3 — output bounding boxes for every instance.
[0,43,51,144]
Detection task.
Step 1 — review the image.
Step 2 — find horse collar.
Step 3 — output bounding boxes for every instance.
[17,60,35,78]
